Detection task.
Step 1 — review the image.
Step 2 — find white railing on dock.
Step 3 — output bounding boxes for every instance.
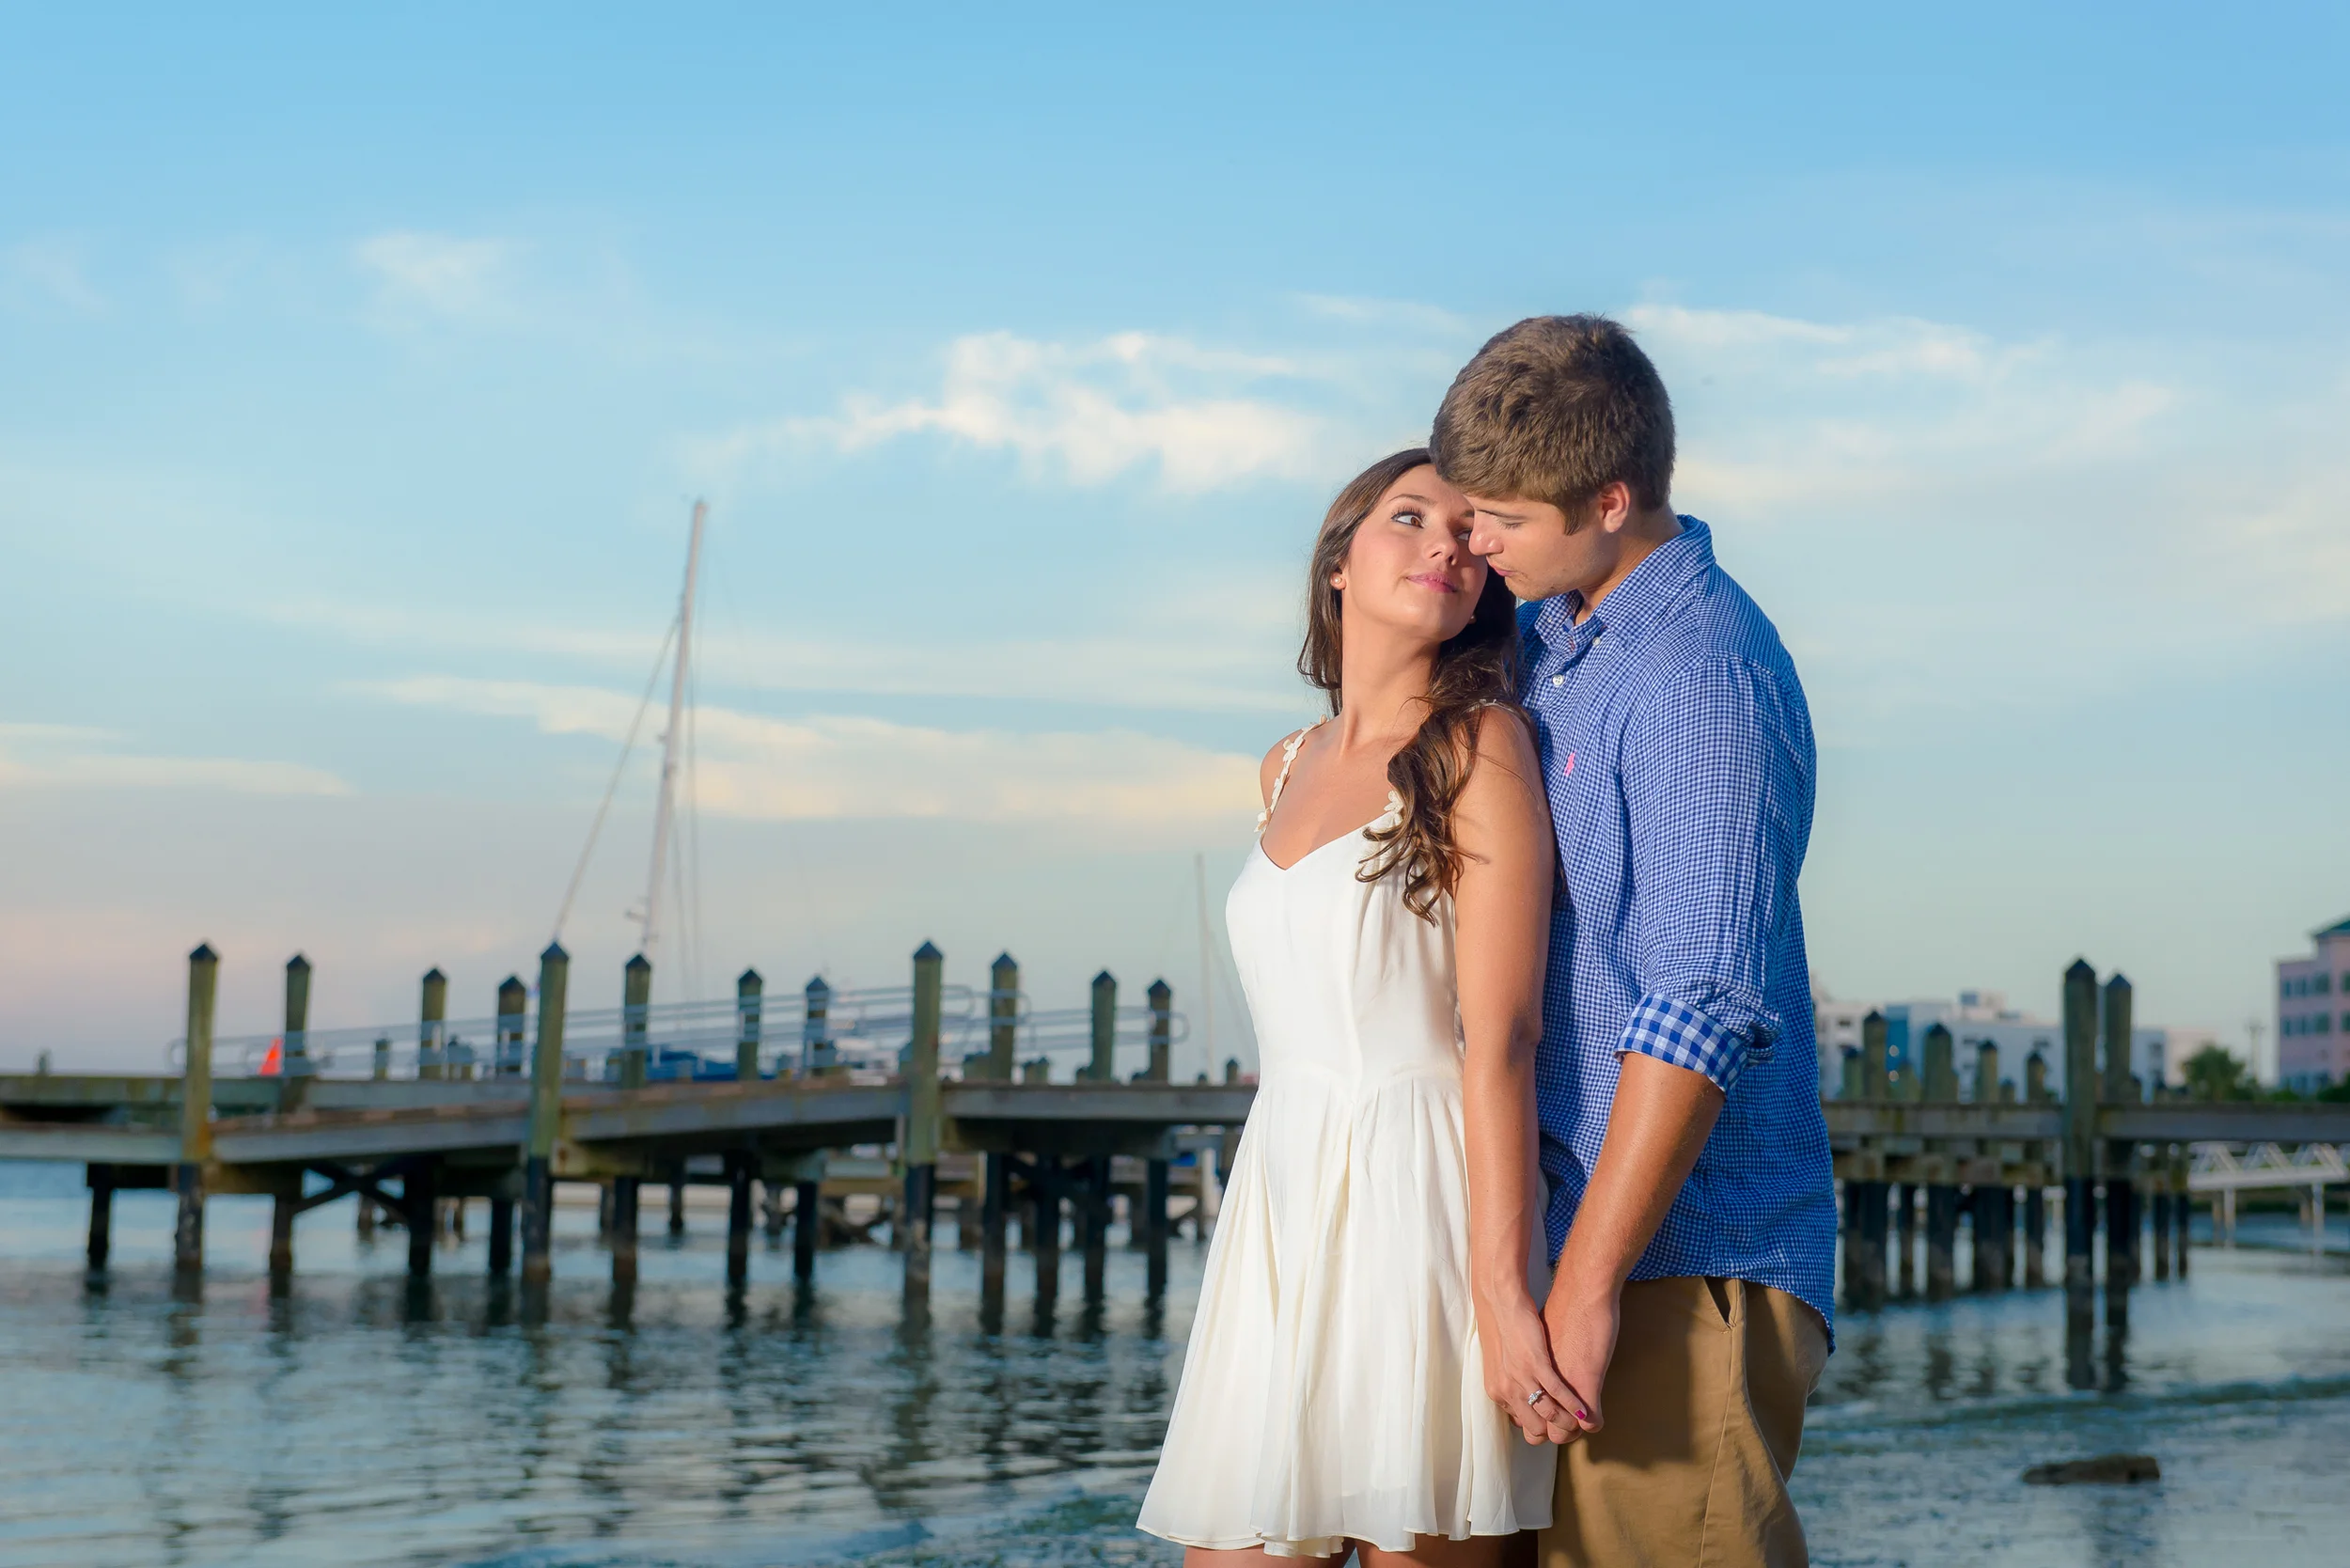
[165,987,1189,1086]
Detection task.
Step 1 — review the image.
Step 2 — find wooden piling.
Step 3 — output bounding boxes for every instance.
[2060,959,2099,1295]
[726,1152,753,1284]
[487,1188,513,1274]
[1142,980,1172,1290]
[736,969,763,1082]
[1144,1156,1170,1299]
[2170,1144,2190,1277]
[793,1179,820,1280]
[419,966,448,1080]
[902,942,944,1304]
[1838,1047,1861,1100]
[1090,970,1117,1084]
[2150,1149,2172,1281]
[988,953,1019,1081]
[1033,1158,1062,1303]
[174,943,218,1274]
[520,943,568,1284]
[621,954,651,1090]
[668,1181,685,1235]
[270,1177,297,1276]
[406,1160,437,1277]
[282,952,313,1102]
[1921,1022,1955,1101]
[1081,1156,1111,1300]
[981,1152,1010,1309]
[1895,1183,1917,1295]
[1972,1184,2011,1291]
[610,1178,639,1284]
[1973,1040,1999,1105]
[1860,1011,1888,1100]
[803,976,832,1075]
[2102,973,2139,1290]
[1925,1182,1959,1300]
[86,1164,114,1271]
[1854,1178,1888,1308]
[496,975,527,1076]
[2024,1184,2047,1286]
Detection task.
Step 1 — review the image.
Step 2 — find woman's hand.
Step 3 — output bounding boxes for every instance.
[1478,1286,1585,1446]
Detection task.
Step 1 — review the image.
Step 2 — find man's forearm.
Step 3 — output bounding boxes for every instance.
[1550,1053,1726,1306]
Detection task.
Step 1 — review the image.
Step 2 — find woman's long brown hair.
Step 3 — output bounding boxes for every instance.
[1296,447,1526,921]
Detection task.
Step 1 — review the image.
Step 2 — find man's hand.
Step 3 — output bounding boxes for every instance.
[1479,1288,1586,1446]
[1541,1279,1616,1443]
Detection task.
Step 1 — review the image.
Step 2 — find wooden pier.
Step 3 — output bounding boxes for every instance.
[6,947,2347,1330]
[0,940,1248,1317]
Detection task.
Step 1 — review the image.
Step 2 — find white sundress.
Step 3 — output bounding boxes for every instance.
[1137,719,1554,1558]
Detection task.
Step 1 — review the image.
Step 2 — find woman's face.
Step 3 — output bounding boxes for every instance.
[1332,464,1485,649]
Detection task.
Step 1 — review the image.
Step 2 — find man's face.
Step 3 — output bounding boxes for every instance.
[1464,493,1612,604]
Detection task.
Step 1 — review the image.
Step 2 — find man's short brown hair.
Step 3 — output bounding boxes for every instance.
[1430,314,1675,513]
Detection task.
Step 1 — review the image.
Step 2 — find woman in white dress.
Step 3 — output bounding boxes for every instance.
[1138,448,1574,1564]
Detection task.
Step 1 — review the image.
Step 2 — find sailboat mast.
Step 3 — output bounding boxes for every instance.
[1195,852,1216,1073]
[640,499,707,966]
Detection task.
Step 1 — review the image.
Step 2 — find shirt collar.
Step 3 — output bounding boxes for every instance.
[1526,516,1713,655]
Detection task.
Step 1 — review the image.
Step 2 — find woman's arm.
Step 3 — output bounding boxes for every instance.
[1451,705,1577,1441]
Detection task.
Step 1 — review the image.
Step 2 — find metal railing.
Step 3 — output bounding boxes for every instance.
[167,984,1189,1086]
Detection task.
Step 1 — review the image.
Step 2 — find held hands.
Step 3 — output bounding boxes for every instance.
[1478,1287,1593,1447]
[1538,1277,1619,1447]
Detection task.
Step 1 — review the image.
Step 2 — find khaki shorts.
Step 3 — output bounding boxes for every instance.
[1540,1276,1830,1568]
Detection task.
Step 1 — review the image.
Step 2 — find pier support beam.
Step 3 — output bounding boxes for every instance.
[2102,975,2139,1295]
[270,1185,297,1277]
[487,1196,514,1275]
[86,1165,114,1272]
[667,1182,685,1236]
[520,943,569,1285]
[1893,1183,1916,1295]
[1033,1159,1062,1304]
[1144,1156,1170,1300]
[1924,1183,1959,1301]
[174,943,219,1276]
[1082,1156,1111,1302]
[2060,960,2099,1301]
[981,1152,1010,1311]
[2170,1148,2191,1277]
[1971,1184,2011,1291]
[405,1162,437,1277]
[726,1154,753,1285]
[793,1181,820,1280]
[610,1179,640,1284]
[2024,1185,2047,1286]
[902,941,945,1308]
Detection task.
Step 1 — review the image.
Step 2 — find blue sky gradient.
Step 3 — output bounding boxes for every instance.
[4,4,2346,1074]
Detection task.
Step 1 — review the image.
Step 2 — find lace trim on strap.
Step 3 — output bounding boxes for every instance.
[1255,716,1327,838]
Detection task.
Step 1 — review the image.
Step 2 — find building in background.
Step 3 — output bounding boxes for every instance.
[2277,916,2350,1092]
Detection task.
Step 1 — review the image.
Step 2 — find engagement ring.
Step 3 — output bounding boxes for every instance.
[1526,1389,1546,1407]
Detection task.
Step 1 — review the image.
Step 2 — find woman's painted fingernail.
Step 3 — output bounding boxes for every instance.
[1574,1408,1590,1422]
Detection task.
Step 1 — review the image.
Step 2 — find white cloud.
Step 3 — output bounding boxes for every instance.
[2,238,105,315]
[363,676,1262,822]
[353,231,518,318]
[0,724,350,796]
[709,330,1340,492]
[263,587,1307,714]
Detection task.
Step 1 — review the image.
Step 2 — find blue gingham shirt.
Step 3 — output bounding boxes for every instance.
[1521,518,1837,1335]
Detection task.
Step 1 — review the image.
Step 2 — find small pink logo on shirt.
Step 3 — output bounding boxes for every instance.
[1562,751,1577,777]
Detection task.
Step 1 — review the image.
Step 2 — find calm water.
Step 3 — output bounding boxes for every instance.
[3,1164,2346,1568]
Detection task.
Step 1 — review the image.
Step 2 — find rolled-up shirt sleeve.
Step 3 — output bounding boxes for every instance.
[1616,655,1810,1093]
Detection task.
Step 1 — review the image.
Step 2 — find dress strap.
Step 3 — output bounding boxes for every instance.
[1256,716,1327,838]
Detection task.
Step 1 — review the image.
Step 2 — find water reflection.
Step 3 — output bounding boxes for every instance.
[4,1184,2348,1568]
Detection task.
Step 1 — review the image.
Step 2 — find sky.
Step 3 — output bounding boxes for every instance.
[3,3,2346,1077]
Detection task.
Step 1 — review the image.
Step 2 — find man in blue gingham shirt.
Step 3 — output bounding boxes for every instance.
[1517,520,1837,1329]
[1434,313,1838,1566]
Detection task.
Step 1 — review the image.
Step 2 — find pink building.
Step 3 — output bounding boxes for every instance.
[2277,916,2350,1092]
